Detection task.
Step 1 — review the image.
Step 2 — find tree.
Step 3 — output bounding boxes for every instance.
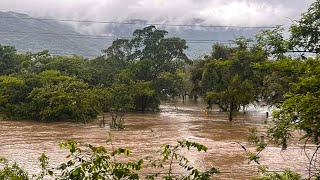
[255,27,289,60]
[250,57,320,178]
[28,72,97,122]
[204,71,255,121]
[155,72,181,100]
[102,26,190,110]
[189,59,207,101]
[104,38,133,63]
[104,83,134,129]
[86,55,128,86]
[43,55,88,79]
[211,43,235,60]
[254,0,320,56]
[22,50,51,74]
[200,41,266,121]
[240,2,320,178]
[255,58,305,107]
[269,58,320,145]
[176,68,192,102]
[0,76,27,119]
[290,0,320,54]
[132,80,155,111]
[0,45,22,75]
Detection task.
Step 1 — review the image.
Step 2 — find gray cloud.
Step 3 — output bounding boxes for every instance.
[0,0,315,34]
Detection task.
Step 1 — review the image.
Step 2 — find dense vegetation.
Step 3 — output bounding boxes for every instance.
[0,26,190,128]
[1,0,320,179]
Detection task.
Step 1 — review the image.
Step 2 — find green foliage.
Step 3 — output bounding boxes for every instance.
[92,77,155,128]
[0,76,29,119]
[175,69,192,102]
[87,55,129,86]
[0,157,29,180]
[255,27,289,60]
[132,80,156,111]
[34,153,53,180]
[245,128,267,165]
[0,69,101,122]
[211,43,235,60]
[269,58,320,147]
[28,78,97,122]
[156,72,183,99]
[189,59,207,100]
[43,55,87,78]
[248,128,260,145]
[200,41,266,120]
[23,50,51,73]
[246,152,261,165]
[255,166,302,180]
[0,45,22,75]
[102,25,190,109]
[0,26,191,121]
[105,83,134,129]
[0,138,218,180]
[146,140,219,180]
[253,58,320,179]
[255,58,305,107]
[57,139,143,180]
[290,0,320,53]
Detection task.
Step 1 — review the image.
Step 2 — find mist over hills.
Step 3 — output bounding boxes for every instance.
[0,11,108,57]
[0,11,261,58]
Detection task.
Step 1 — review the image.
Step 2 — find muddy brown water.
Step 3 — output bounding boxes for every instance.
[0,100,315,179]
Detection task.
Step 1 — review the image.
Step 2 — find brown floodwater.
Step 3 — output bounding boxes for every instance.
[0,100,316,179]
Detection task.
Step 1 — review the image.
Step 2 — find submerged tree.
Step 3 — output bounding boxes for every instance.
[200,41,266,121]
[102,25,190,110]
[105,83,134,129]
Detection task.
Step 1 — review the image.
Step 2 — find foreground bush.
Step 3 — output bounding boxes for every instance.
[0,138,218,180]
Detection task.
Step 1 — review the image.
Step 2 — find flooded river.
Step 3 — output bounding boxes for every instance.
[0,100,315,179]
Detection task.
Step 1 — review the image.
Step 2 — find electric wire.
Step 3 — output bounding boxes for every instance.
[0,16,280,29]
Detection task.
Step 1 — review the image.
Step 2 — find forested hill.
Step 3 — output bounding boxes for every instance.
[0,11,108,57]
[0,11,260,57]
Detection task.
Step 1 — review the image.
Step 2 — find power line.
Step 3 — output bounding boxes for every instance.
[0,30,117,39]
[0,30,244,44]
[17,51,100,57]
[0,16,280,29]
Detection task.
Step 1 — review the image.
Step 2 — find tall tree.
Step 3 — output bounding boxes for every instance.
[290,0,320,54]
[101,26,190,110]
[201,41,267,121]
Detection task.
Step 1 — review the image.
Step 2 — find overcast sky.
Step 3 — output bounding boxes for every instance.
[0,0,315,34]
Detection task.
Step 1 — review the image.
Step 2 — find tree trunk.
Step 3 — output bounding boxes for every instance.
[140,96,147,111]
[228,111,233,121]
[229,101,234,121]
[102,113,105,127]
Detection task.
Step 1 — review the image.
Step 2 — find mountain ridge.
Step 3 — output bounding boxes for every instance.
[0,11,261,58]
